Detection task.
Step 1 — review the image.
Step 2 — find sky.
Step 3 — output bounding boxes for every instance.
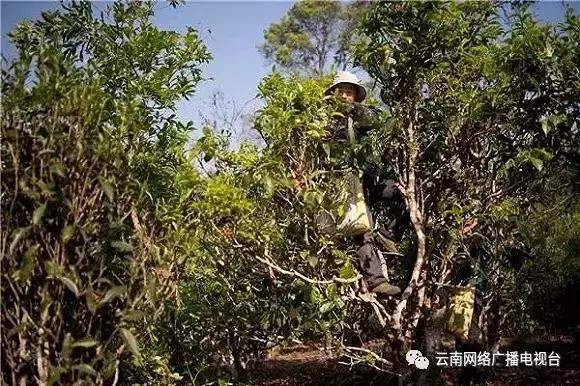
[2,0,579,139]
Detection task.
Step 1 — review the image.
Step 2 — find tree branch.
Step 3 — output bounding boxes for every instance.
[254,254,361,285]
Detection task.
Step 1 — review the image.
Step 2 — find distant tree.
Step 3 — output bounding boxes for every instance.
[258,0,369,75]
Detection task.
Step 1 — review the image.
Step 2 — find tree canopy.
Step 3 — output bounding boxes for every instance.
[258,0,369,75]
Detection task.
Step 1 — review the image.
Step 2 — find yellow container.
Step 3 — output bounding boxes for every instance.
[445,287,475,341]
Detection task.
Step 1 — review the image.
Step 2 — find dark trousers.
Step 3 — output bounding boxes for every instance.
[354,232,387,289]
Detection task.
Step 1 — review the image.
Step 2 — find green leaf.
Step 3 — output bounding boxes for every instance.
[325,283,337,299]
[71,364,96,376]
[13,245,39,283]
[9,227,30,255]
[101,285,126,304]
[541,117,551,135]
[263,175,274,196]
[309,285,322,304]
[99,177,114,201]
[58,276,80,297]
[337,204,345,217]
[61,225,75,244]
[72,339,98,348]
[111,241,133,252]
[32,203,47,226]
[36,179,54,196]
[322,143,330,158]
[339,262,356,279]
[529,156,543,172]
[541,114,566,135]
[121,310,147,322]
[45,260,64,277]
[120,328,141,358]
[86,286,97,313]
[320,301,334,314]
[49,160,66,177]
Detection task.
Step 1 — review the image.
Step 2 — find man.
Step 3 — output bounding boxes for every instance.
[324,71,402,297]
[325,72,379,142]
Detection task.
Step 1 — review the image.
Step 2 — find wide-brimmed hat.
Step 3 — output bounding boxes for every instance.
[324,71,367,102]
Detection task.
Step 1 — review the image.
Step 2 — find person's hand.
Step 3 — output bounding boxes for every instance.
[349,102,362,116]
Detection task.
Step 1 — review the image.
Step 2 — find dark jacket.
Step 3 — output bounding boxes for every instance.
[328,103,381,142]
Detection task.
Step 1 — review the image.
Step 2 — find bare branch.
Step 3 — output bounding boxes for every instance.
[254,254,362,285]
[342,346,401,376]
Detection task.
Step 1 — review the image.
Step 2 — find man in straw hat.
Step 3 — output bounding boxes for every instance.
[325,71,402,297]
[325,71,378,141]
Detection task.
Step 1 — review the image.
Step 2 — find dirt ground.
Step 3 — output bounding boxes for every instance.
[247,339,580,386]
[248,343,392,386]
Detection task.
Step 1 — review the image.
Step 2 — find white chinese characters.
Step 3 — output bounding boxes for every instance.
[434,351,561,367]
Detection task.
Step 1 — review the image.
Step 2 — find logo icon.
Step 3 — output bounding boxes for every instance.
[406,349,430,369]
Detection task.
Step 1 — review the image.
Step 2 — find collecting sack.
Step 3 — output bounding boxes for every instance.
[445,287,475,341]
[316,116,373,237]
[336,172,373,236]
[315,176,373,237]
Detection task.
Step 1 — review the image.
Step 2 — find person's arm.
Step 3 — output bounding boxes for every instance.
[325,116,348,142]
[351,103,381,137]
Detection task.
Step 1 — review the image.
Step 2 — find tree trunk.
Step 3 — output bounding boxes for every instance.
[392,109,428,349]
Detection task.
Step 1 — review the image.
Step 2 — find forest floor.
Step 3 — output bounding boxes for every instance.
[248,337,580,386]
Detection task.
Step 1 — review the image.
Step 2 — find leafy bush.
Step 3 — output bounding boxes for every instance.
[161,73,373,381]
[348,0,579,362]
[1,1,210,384]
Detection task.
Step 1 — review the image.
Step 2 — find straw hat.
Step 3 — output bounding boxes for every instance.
[324,71,367,102]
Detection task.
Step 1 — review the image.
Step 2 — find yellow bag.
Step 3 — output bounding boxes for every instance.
[336,172,373,236]
[445,287,475,341]
[316,117,373,237]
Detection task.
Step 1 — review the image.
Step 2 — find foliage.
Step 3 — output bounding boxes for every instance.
[1,1,210,384]
[506,193,580,334]
[350,0,579,366]
[258,0,370,75]
[163,73,375,381]
[2,0,579,384]
[1,2,368,382]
